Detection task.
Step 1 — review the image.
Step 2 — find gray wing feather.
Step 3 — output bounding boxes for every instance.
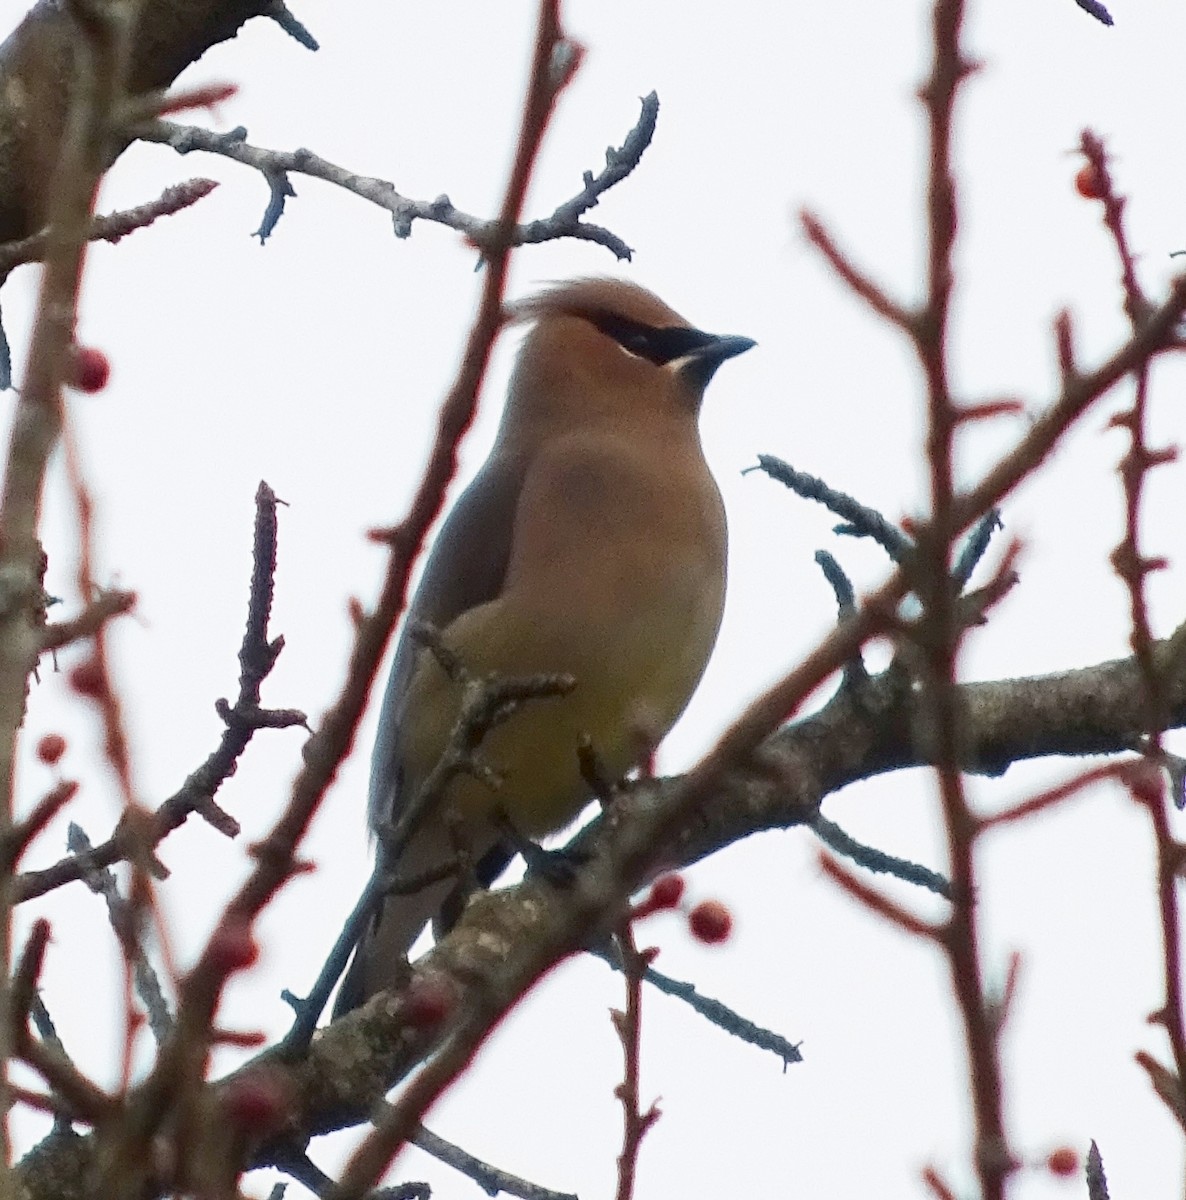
[367,454,524,831]
[333,456,525,1018]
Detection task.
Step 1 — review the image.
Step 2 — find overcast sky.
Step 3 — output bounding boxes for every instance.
[3,0,1186,1197]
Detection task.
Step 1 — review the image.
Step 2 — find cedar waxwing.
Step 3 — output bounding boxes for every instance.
[334,278,754,1015]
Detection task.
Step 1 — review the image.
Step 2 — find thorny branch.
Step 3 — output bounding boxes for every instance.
[15,481,302,906]
[792,10,1186,1200]
[791,6,1186,1200]
[611,923,659,1200]
[849,0,1011,1192]
[0,0,143,1173]
[1078,128,1186,1123]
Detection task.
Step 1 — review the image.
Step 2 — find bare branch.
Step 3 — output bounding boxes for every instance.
[132,91,656,252]
[15,483,300,904]
[66,824,173,1046]
[819,852,945,939]
[412,1126,577,1200]
[611,923,659,1200]
[811,813,952,897]
[0,180,219,278]
[39,589,137,652]
[799,210,914,330]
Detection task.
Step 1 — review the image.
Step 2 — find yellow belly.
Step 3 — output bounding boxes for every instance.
[398,569,722,838]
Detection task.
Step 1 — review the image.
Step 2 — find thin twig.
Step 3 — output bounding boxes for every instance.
[0,0,138,1167]
[10,919,51,1033]
[264,1,319,50]
[1086,1141,1111,1200]
[611,923,658,1200]
[0,180,219,278]
[951,510,1002,590]
[284,655,572,1045]
[978,763,1127,830]
[39,589,137,652]
[913,3,1012,1195]
[590,941,804,1066]
[800,211,914,329]
[819,853,945,939]
[811,813,951,897]
[751,456,912,562]
[812,551,868,687]
[66,824,173,1046]
[15,483,301,904]
[412,1126,577,1200]
[4,780,80,870]
[131,91,654,253]
[1080,128,1186,1101]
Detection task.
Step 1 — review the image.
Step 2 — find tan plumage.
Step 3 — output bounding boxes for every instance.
[334,278,753,1014]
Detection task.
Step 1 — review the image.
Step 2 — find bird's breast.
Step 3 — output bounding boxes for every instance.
[397,429,726,838]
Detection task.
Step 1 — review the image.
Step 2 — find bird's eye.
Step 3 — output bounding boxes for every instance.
[589,312,717,366]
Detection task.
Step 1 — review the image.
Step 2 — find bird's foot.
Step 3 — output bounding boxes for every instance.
[495,813,589,888]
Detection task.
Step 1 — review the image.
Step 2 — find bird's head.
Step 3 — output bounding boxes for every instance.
[501,278,755,441]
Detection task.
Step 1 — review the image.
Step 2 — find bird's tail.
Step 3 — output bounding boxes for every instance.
[332,820,504,1018]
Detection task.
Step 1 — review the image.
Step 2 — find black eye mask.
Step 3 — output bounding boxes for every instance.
[588,311,718,366]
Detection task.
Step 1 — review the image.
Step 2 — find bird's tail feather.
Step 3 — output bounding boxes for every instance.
[332,820,503,1018]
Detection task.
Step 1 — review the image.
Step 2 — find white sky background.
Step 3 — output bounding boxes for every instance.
[2,0,1186,1196]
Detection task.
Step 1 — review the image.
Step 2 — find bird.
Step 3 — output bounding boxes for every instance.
[333,277,754,1016]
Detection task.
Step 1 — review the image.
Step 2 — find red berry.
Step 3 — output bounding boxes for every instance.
[1074,164,1104,200]
[68,658,105,698]
[648,874,686,910]
[1047,1147,1079,1177]
[67,345,110,393]
[221,1070,292,1134]
[688,899,733,945]
[402,977,454,1026]
[36,734,66,765]
[207,917,259,976]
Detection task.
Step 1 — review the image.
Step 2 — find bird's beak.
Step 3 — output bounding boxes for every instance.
[680,333,757,385]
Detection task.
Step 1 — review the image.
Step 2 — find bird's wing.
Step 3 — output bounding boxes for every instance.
[367,452,524,831]
[334,455,526,1018]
